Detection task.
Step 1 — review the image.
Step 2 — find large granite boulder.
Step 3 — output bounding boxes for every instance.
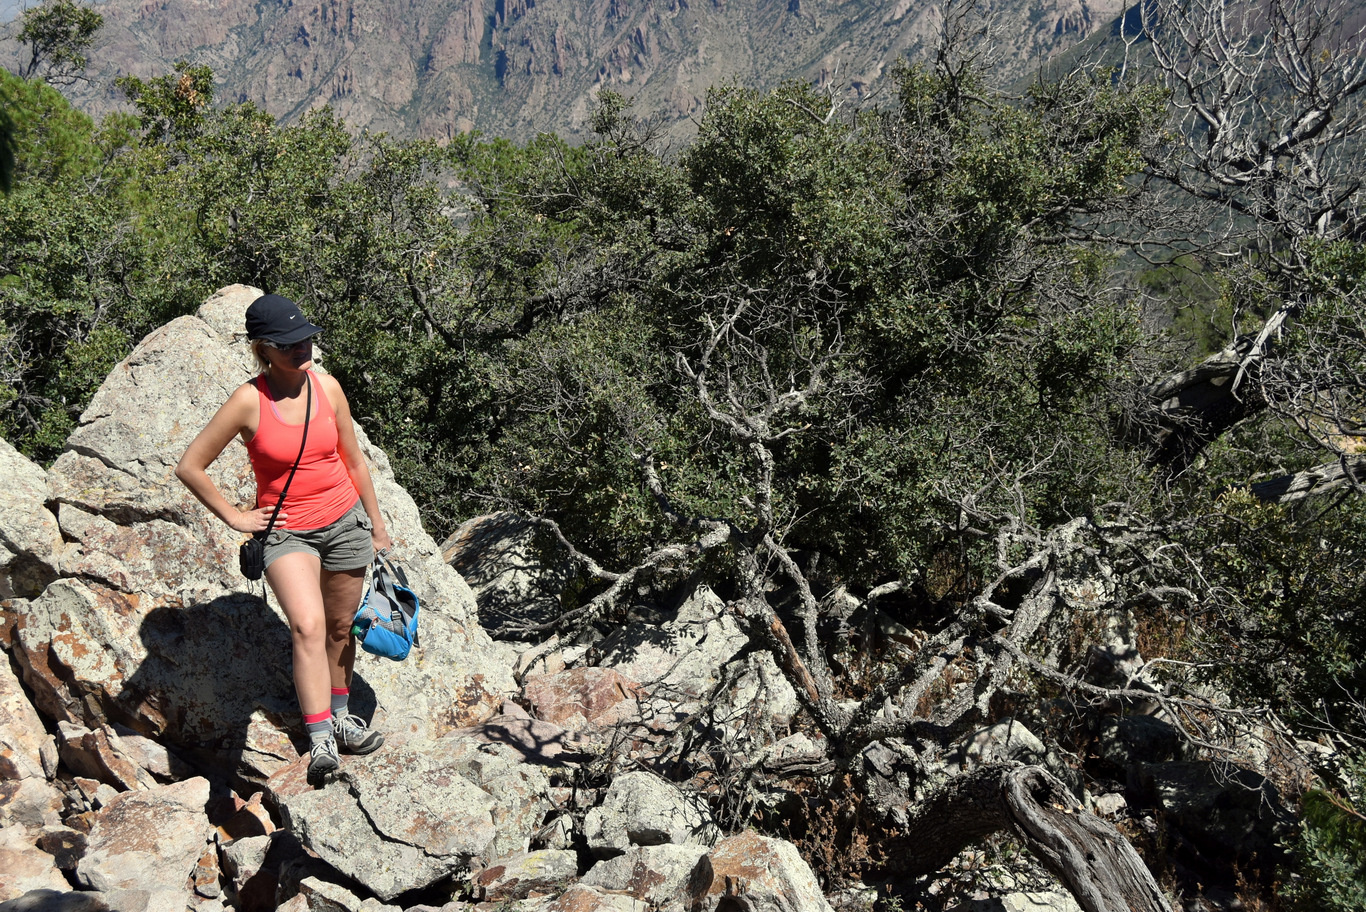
[1094,714,1187,771]
[523,667,645,733]
[269,728,554,900]
[75,776,213,911]
[942,720,1080,796]
[0,825,71,902]
[0,438,62,601]
[579,844,712,912]
[585,772,718,860]
[6,285,515,783]
[703,833,832,912]
[473,848,580,901]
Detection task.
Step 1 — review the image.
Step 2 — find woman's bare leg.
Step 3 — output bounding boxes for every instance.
[265,551,330,717]
[321,566,366,691]
[319,564,384,754]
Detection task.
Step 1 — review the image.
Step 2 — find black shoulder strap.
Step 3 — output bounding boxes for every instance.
[256,371,312,541]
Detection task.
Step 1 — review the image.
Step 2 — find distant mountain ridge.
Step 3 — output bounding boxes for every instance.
[1,0,1128,142]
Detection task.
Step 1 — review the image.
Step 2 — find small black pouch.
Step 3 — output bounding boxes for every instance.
[239,534,266,581]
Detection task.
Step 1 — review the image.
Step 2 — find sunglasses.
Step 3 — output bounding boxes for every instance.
[262,336,317,352]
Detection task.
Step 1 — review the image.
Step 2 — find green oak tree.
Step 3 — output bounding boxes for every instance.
[15,0,102,86]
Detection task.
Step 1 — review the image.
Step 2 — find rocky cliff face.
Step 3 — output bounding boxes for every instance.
[1,0,1128,143]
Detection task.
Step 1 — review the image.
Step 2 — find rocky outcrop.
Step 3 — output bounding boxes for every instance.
[522,667,645,732]
[0,825,71,902]
[0,651,60,830]
[579,844,712,912]
[584,771,718,859]
[6,284,511,789]
[473,847,580,901]
[704,833,833,912]
[75,777,214,905]
[0,437,61,601]
[0,284,530,906]
[595,586,798,735]
[268,728,555,899]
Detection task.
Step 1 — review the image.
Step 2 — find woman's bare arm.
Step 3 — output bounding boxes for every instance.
[175,383,284,533]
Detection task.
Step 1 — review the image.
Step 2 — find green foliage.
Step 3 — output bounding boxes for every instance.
[1140,256,1227,358]
[0,68,100,182]
[431,70,1166,581]
[1288,754,1366,912]
[0,107,14,194]
[115,62,215,147]
[0,40,1178,573]
[15,0,102,85]
[0,69,135,458]
[1174,491,1366,741]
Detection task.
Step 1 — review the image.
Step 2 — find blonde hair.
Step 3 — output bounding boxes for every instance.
[250,339,273,374]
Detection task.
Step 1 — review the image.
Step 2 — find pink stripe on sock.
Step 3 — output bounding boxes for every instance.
[303,710,332,725]
[331,687,349,696]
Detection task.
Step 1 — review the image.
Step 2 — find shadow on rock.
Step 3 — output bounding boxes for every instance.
[119,594,349,786]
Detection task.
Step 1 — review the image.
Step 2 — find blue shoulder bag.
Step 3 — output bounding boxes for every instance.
[351,552,420,661]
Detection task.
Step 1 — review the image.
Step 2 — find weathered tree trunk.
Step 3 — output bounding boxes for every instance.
[1248,456,1366,503]
[883,763,1174,912]
[1131,342,1267,470]
[1003,767,1174,912]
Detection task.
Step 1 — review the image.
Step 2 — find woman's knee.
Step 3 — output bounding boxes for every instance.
[290,614,328,645]
[325,615,354,644]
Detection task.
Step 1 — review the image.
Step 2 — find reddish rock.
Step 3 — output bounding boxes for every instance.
[547,883,645,912]
[57,722,154,792]
[0,824,72,901]
[464,701,587,763]
[524,667,645,732]
[76,776,213,898]
[214,792,275,842]
[704,832,832,912]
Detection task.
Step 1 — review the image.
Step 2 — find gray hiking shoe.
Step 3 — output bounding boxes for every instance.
[333,712,385,755]
[307,735,340,786]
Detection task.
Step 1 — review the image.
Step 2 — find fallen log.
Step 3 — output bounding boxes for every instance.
[1247,456,1366,504]
[883,763,1174,912]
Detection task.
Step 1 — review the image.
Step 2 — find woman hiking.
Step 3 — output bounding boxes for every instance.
[176,292,390,785]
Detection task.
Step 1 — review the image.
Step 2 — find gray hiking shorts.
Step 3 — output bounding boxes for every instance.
[263,499,374,572]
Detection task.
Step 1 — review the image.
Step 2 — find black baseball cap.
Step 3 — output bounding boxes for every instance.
[244,293,323,345]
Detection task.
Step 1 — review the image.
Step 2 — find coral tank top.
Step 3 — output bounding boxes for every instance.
[246,371,357,531]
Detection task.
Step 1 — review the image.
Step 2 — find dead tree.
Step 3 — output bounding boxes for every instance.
[883,764,1174,912]
[1122,0,1366,472]
[619,283,1179,911]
